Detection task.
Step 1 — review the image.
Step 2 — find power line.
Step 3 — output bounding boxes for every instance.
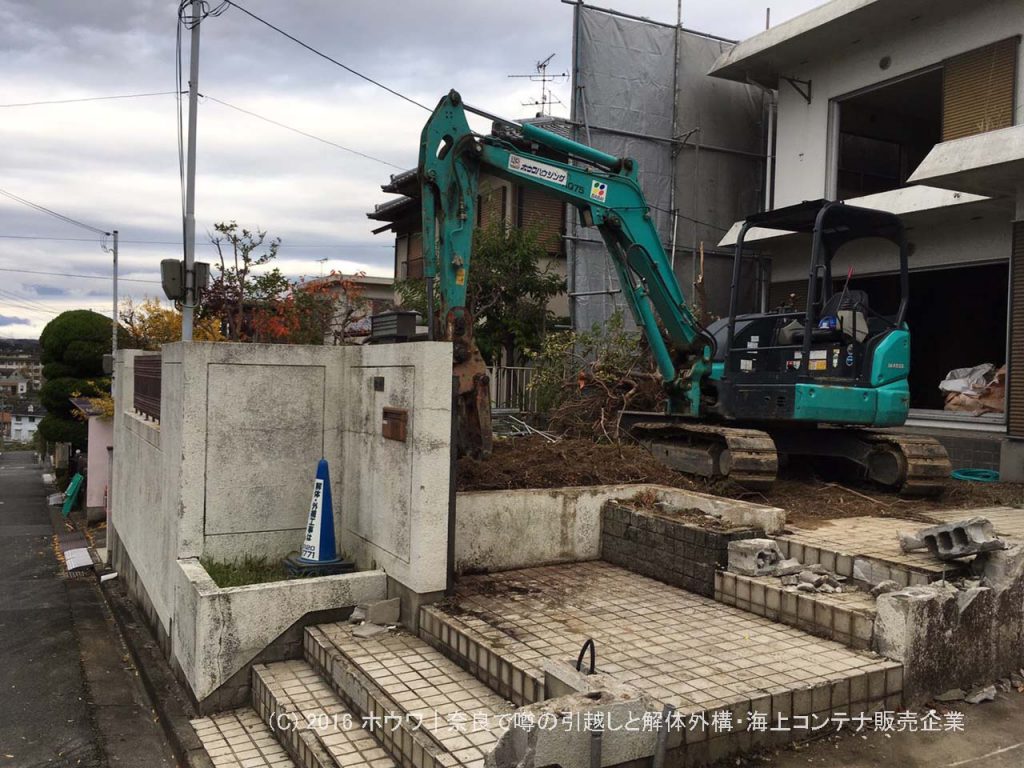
[0,267,159,285]
[0,234,391,248]
[200,93,405,169]
[0,91,181,109]
[0,188,109,237]
[220,0,430,112]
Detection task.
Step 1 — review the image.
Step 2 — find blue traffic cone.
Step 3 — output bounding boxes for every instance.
[284,458,355,577]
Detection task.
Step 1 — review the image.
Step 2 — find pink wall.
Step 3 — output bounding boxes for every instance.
[87,417,114,511]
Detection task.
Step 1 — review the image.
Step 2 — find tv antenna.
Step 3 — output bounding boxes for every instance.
[508,53,568,116]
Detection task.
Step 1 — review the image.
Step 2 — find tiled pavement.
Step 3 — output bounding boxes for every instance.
[777,516,968,582]
[927,506,1024,538]
[252,659,396,768]
[307,622,514,768]
[191,708,296,768]
[716,571,878,649]
[423,561,901,714]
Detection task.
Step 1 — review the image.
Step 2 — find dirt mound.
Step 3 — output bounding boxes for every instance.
[456,436,1024,528]
[456,437,702,492]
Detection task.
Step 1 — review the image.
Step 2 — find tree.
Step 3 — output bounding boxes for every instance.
[396,222,565,365]
[120,297,223,350]
[38,310,112,450]
[202,221,289,341]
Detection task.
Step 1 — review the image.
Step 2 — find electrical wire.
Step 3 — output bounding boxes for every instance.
[220,0,430,112]
[0,234,391,248]
[199,94,405,169]
[0,188,109,237]
[0,91,182,108]
[0,268,159,285]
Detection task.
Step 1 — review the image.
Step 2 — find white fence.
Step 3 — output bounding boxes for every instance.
[488,366,537,413]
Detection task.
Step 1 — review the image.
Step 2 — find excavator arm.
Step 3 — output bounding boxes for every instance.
[419,90,713,457]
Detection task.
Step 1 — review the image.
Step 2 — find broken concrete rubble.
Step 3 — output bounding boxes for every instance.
[775,558,803,576]
[727,538,783,576]
[964,685,996,704]
[871,580,900,597]
[899,517,1006,561]
[486,689,665,768]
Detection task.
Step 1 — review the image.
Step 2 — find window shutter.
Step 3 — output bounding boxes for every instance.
[1009,221,1024,438]
[942,37,1019,141]
[518,186,564,254]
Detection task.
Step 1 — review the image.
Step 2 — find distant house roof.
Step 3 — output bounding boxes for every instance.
[70,397,103,417]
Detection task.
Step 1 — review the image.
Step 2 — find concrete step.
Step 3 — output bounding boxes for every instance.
[715,571,877,650]
[776,517,971,588]
[251,659,396,768]
[191,707,297,767]
[305,622,514,768]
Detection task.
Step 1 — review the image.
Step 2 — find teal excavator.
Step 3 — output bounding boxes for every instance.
[419,91,951,495]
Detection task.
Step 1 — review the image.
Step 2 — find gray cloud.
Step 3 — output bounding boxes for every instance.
[0,314,31,326]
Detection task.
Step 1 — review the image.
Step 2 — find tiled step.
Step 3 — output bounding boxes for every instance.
[424,562,903,763]
[715,571,877,650]
[305,622,514,768]
[252,659,396,768]
[776,517,970,588]
[191,707,297,768]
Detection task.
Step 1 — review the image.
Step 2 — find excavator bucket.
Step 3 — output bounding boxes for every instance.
[446,309,493,459]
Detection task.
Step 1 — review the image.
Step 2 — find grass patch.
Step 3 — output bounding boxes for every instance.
[200,555,290,588]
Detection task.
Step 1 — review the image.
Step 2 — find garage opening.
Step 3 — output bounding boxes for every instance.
[835,68,943,200]
[846,263,1008,412]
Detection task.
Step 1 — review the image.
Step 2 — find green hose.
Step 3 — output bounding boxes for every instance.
[951,468,1000,483]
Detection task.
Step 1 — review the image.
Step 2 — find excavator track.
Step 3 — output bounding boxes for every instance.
[631,422,779,491]
[860,431,952,497]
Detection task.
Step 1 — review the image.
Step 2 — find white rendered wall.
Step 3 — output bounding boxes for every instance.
[773,0,1024,207]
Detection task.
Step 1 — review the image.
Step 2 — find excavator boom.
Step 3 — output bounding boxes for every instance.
[419,90,712,456]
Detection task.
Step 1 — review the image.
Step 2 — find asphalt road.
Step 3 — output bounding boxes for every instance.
[0,450,103,766]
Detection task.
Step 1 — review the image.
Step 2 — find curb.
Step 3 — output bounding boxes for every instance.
[100,570,215,768]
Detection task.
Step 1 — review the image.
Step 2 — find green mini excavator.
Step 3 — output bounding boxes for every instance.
[418,90,951,495]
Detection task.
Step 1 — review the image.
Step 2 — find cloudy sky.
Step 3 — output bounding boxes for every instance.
[0,0,823,338]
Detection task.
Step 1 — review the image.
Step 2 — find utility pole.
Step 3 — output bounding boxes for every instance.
[182,0,202,341]
[111,230,118,359]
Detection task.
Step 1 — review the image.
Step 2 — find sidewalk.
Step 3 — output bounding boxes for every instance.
[0,450,176,767]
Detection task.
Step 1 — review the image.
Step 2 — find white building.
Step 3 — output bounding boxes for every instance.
[11,405,41,442]
[708,0,1024,477]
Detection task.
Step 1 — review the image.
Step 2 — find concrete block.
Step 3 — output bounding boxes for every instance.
[361,597,400,625]
[727,538,783,576]
[899,517,1005,561]
[352,623,388,639]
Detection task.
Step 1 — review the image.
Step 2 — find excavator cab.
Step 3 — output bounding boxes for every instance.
[709,199,911,428]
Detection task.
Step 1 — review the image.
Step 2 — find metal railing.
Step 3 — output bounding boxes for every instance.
[134,354,162,422]
[489,366,537,413]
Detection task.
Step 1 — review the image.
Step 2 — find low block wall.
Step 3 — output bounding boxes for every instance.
[174,560,386,709]
[602,501,761,597]
[874,544,1024,702]
[455,483,782,575]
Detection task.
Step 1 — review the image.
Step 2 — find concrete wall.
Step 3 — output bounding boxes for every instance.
[339,342,453,595]
[454,484,784,574]
[110,340,453,705]
[773,0,1024,206]
[767,212,1012,280]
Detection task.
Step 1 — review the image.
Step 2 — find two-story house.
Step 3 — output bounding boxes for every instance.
[367,117,571,325]
[10,404,42,443]
[708,0,1024,479]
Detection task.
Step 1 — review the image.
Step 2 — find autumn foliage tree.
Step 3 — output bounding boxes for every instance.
[199,221,363,345]
[120,297,224,349]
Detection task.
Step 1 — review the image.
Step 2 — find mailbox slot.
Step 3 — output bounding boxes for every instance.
[382,407,408,442]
